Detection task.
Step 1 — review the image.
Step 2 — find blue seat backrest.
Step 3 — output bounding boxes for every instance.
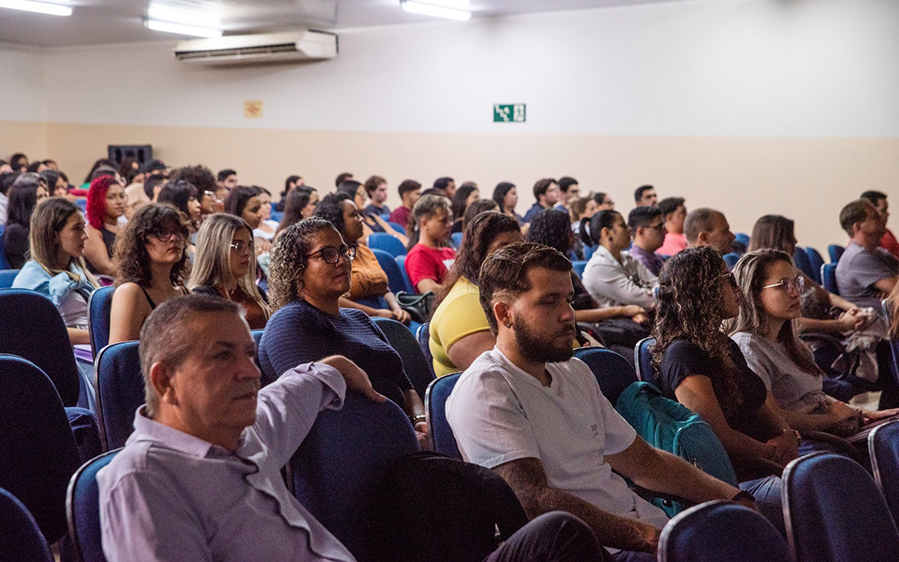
[634,337,655,382]
[66,449,119,562]
[395,255,415,293]
[388,221,406,233]
[94,342,144,451]
[0,225,10,269]
[793,246,815,280]
[451,232,463,248]
[583,244,595,260]
[572,260,587,278]
[87,286,115,357]
[821,263,839,295]
[373,248,413,294]
[0,289,81,406]
[0,268,19,288]
[0,356,82,544]
[783,452,899,562]
[368,233,407,258]
[658,500,791,562]
[869,421,899,523]
[425,373,462,460]
[372,317,435,400]
[416,322,437,379]
[805,247,824,284]
[291,393,419,561]
[572,347,638,406]
[828,244,845,264]
[722,252,740,270]
[270,210,283,223]
[734,233,750,248]
[0,487,54,562]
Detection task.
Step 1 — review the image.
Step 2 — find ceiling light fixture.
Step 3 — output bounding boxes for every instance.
[401,1,471,22]
[0,0,72,16]
[145,18,223,38]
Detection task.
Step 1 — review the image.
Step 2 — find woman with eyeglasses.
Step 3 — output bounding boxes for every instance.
[728,249,899,437]
[84,175,128,276]
[652,246,795,532]
[3,172,49,269]
[108,203,191,344]
[581,210,658,310]
[313,193,410,324]
[189,214,270,329]
[260,217,429,448]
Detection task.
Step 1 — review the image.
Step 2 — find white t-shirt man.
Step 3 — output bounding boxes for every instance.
[446,347,669,530]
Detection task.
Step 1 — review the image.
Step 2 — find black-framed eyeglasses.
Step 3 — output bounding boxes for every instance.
[149,229,186,243]
[230,240,256,254]
[720,271,738,289]
[304,244,357,264]
[762,276,805,295]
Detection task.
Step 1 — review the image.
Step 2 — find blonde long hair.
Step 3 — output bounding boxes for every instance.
[29,198,99,287]
[189,214,270,318]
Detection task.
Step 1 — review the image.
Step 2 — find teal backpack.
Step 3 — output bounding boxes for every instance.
[615,381,738,517]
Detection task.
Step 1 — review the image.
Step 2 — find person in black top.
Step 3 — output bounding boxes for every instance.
[3,173,48,268]
[650,246,796,532]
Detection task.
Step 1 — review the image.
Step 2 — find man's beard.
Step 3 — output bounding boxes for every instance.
[513,315,575,364]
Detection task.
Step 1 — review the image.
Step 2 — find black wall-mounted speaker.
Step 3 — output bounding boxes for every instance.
[107,145,152,167]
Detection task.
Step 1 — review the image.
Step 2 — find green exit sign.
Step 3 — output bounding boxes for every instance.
[494,104,526,123]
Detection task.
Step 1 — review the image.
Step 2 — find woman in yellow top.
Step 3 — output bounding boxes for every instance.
[313,192,411,324]
[429,212,523,376]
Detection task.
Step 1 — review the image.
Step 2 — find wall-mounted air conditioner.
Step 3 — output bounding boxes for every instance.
[173,30,337,64]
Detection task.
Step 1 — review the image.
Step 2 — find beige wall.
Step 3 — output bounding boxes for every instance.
[14,119,896,252]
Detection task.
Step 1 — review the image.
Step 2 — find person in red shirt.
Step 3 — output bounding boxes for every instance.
[861,190,899,258]
[405,194,456,294]
[388,179,422,231]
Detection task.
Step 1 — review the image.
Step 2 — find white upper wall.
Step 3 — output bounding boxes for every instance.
[0,43,45,121]
[10,0,893,138]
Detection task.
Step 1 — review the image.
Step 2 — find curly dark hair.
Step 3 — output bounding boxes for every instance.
[113,203,191,287]
[267,217,337,310]
[435,212,521,308]
[171,164,217,194]
[651,245,744,417]
[313,192,352,236]
[526,209,572,254]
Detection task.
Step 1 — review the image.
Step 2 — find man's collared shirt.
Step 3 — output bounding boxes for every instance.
[627,244,666,277]
[97,363,356,562]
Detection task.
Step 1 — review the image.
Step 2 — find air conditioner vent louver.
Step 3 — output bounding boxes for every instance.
[174,31,337,65]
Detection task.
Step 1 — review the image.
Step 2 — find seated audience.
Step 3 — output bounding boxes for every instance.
[835,199,898,310]
[581,210,657,310]
[626,207,667,276]
[40,168,69,199]
[523,178,560,223]
[861,190,899,258]
[592,192,615,211]
[0,171,15,224]
[656,197,687,256]
[189,213,270,329]
[260,217,428,447]
[275,174,302,212]
[430,212,523,377]
[527,210,649,357]
[109,203,190,343]
[157,179,202,246]
[363,174,391,220]
[446,242,754,561]
[252,186,280,241]
[450,183,480,234]
[684,207,736,255]
[337,179,407,244]
[461,198,499,235]
[634,185,657,207]
[13,197,99,344]
[275,186,318,239]
[313,193,410,324]
[493,181,525,225]
[729,249,898,435]
[569,196,598,231]
[84,175,127,276]
[388,179,422,230]
[217,168,239,192]
[651,246,795,527]
[555,176,579,211]
[171,164,219,223]
[224,185,266,250]
[335,171,353,187]
[3,172,49,268]
[432,176,456,199]
[404,194,456,294]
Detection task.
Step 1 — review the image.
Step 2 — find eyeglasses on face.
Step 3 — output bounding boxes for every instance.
[304,244,357,264]
[646,222,667,232]
[720,271,739,289]
[230,240,256,254]
[149,229,186,243]
[762,276,805,295]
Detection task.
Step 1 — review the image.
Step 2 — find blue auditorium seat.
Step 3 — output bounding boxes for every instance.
[425,373,462,460]
[66,450,119,562]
